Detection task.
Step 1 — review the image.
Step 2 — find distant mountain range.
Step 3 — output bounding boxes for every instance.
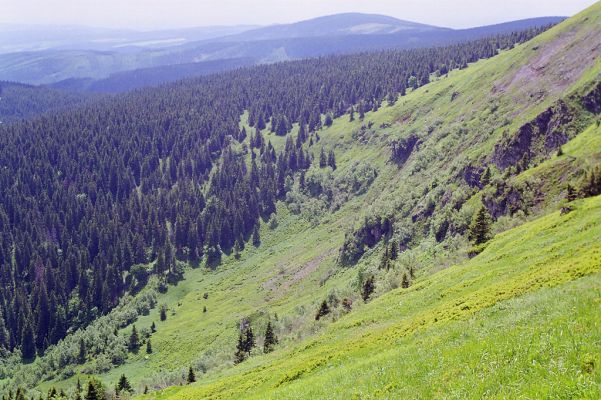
[0,14,565,89]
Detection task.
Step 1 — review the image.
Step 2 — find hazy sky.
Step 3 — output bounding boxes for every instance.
[2,0,598,30]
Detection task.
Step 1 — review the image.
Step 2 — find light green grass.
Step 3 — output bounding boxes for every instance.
[149,195,601,400]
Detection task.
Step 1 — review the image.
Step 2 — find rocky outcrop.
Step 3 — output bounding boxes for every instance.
[492,100,573,170]
[582,81,601,114]
[492,80,601,170]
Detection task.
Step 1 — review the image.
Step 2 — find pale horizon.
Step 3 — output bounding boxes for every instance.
[2,0,598,31]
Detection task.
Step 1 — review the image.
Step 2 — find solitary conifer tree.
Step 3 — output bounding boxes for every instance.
[361,275,375,302]
[327,150,336,170]
[315,300,330,320]
[187,367,196,384]
[146,339,152,354]
[263,322,278,353]
[469,205,493,245]
[234,333,247,364]
[128,325,139,352]
[116,374,133,395]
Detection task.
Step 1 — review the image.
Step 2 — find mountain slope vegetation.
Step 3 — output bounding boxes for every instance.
[0,2,600,400]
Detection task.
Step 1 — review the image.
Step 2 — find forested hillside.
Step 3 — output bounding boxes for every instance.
[0,28,544,361]
[0,82,96,123]
[0,2,600,400]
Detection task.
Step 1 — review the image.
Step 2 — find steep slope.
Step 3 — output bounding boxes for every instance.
[1,4,600,399]
[151,195,601,399]
[8,2,598,398]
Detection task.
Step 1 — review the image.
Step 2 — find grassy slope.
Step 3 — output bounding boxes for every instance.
[28,2,601,397]
[152,195,601,399]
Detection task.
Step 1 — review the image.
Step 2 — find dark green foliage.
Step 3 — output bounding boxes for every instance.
[319,147,327,168]
[115,374,133,395]
[324,113,333,127]
[20,320,36,360]
[315,300,330,320]
[151,321,156,333]
[379,246,391,271]
[187,367,196,384]
[160,305,168,322]
[401,272,411,289]
[128,325,139,352]
[470,205,493,245]
[263,322,278,353]
[234,322,256,364]
[328,150,337,170]
[146,339,153,354]
[361,275,375,302]
[234,333,247,364]
[78,338,86,364]
[580,165,601,197]
[85,379,104,400]
[252,225,261,247]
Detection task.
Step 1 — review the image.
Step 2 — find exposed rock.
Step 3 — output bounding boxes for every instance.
[462,164,485,188]
[492,100,573,170]
[582,81,601,114]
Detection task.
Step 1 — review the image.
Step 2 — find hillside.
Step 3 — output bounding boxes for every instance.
[0,16,562,86]
[0,3,600,400]
[213,13,447,41]
[143,5,601,398]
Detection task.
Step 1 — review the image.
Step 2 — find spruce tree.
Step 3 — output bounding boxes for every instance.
[0,310,9,350]
[361,275,375,302]
[78,338,86,364]
[151,321,157,333]
[252,225,260,247]
[187,367,196,384]
[116,374,133,395]
[244,326,255,354]
[85,379,103,400]
[401,272,411,289]
[319,147,327,168]
[469,205,493,245]
[315,300,330,320]
[234,333,247,364]
[20,320,36,360]
[128,325,140,352]
[379,246,390,270]
[327,150,336,170]
[146,339,152,354]
[263,322,278,353]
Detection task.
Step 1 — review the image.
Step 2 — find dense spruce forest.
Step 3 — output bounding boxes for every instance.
[0,25,551,362]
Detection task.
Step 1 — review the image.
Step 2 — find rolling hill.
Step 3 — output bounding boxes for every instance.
[0,3,600,400]
[0,15,564,87]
